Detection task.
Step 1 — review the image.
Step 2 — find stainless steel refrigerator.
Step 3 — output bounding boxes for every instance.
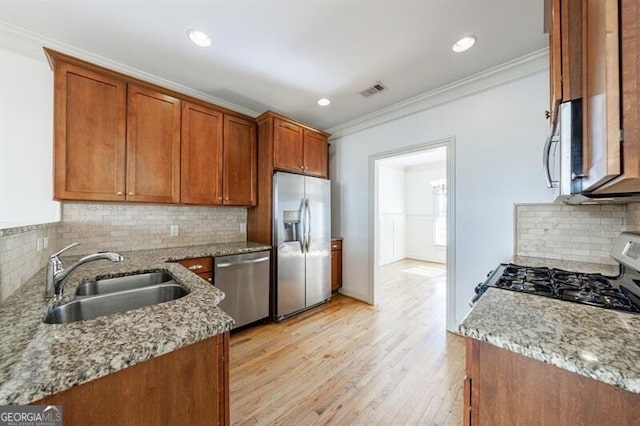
[273,171,331,320]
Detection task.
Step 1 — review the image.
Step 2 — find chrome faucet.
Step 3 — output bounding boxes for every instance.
[45,243,124,299]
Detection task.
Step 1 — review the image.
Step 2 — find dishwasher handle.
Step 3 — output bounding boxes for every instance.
[216,256,270,268]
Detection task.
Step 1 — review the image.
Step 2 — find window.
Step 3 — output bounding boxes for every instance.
[431,179,447,246]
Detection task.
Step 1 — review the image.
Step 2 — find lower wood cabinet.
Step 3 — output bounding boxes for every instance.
[331,239,342,291]
[464,338,639,426]
[34,333,229,425]
[174,257,213,283]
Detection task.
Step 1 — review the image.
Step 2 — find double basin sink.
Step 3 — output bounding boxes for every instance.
[44,272,189,324]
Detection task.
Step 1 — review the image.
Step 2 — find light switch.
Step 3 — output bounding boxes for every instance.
[170,225,179,236]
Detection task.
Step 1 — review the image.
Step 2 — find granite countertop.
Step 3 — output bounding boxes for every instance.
[0,241,270,405]
[511,255,620,275]
[459,288,640,393]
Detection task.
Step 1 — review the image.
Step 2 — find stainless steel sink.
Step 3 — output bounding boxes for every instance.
[75,272,175,296]
[44,283,189,324]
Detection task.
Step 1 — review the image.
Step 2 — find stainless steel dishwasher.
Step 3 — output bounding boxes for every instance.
[213,250,270,329]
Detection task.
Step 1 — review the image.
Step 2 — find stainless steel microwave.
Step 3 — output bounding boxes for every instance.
[544,100,640,204]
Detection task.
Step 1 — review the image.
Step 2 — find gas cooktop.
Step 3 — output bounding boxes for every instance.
[471,232,640,315]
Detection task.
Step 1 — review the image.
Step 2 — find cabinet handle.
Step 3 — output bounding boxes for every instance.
[188,264,204,270]
[207,277,212,282]
[544,110,551,119]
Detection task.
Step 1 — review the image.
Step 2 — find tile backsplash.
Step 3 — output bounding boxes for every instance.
[0,202,247,301]
[57,202,247,254]
[0,223,57,301]
[515,203,640,265]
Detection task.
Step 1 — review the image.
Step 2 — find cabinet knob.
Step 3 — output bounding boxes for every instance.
[544,110,551,119]
[128,192,134,196]
[218,197,222,200]
[188,264,203,270]
[207,277,212,283]
[117,192,123,196]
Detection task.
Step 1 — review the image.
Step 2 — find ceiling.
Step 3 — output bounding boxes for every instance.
[0,0,547,130]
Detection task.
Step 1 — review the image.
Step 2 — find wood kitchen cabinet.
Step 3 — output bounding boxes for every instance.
[51,60,127,201]
[544,0,639,195]
[545,0,582,126]
[464,338,639,426]
[35,333,229,425]
[173,256,213,283]
[248,111,330,244]
[46,48,258,206]
[581,0,640,194]
[223,115,257,206]
[181,102,224,205]
[331,239,343,292]
[126,84,181,203]
[181,104,257,206]
[271,113,329,178]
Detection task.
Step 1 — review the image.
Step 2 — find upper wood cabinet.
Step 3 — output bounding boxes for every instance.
[271,115,329,178]
[303,129,329,177]
[583,0,639,194]
[52,62,127,201]
[223,115,257,206]
[544,0,639,196]
[46,49,258,205]
[545,0,582,126]
[181,102,224,205]
[273,118,304,173]
[127,84,181,203]
[247,111,329,245]
[181,104,256,206]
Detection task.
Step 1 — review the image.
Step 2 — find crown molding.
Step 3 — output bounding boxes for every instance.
[0,21,260,118]
[327,48,549,139]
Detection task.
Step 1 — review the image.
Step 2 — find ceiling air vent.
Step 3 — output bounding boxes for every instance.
[358,81,387,97]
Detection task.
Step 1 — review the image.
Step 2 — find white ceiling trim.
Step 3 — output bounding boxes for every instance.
[327,48,548,139]
[0,21,260,118]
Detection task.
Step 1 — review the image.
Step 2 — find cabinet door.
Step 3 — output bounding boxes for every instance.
[126,84,181,203]
[273,118,303,173]
[223,115,257,206]
[331,240,342,291]
[181,102,223,205]
[303,129,328,178]
[548,0,562,122]
[581,0,621,191]
[54,63,126,201]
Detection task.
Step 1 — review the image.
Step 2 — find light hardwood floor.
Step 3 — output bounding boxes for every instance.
[229,259,465,425]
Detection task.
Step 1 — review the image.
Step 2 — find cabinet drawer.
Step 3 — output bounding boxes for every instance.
[331,240,342,251]
[175,257,213,273]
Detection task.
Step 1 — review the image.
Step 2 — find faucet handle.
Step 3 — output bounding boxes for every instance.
[51,242,80,258]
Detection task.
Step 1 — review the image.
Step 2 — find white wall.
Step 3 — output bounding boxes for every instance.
[378,163,406,265]
[333,71,556,328]
[405,162,446,263]
[0,47,60,228]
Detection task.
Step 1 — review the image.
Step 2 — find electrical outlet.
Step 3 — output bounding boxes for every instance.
[240,222,246,233]
[36,238,43,252]
[43,237,49,249]
[170,225,179,236]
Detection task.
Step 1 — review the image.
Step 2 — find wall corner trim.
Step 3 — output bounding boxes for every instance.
[0,22,260,118]
[327,48,549,139]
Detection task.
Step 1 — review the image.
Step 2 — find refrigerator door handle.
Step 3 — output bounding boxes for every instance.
[304,198,311,252]
[299,198,306,254]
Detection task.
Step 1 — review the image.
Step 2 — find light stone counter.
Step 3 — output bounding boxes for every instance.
[459,288,640,393]
[0,241,270,405]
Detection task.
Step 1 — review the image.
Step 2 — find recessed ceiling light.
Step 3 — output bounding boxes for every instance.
[317,98,331,106]
[187,29,211,47]
[452,35,477,53]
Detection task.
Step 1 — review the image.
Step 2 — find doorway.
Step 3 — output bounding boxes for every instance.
[370,138,455,331]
